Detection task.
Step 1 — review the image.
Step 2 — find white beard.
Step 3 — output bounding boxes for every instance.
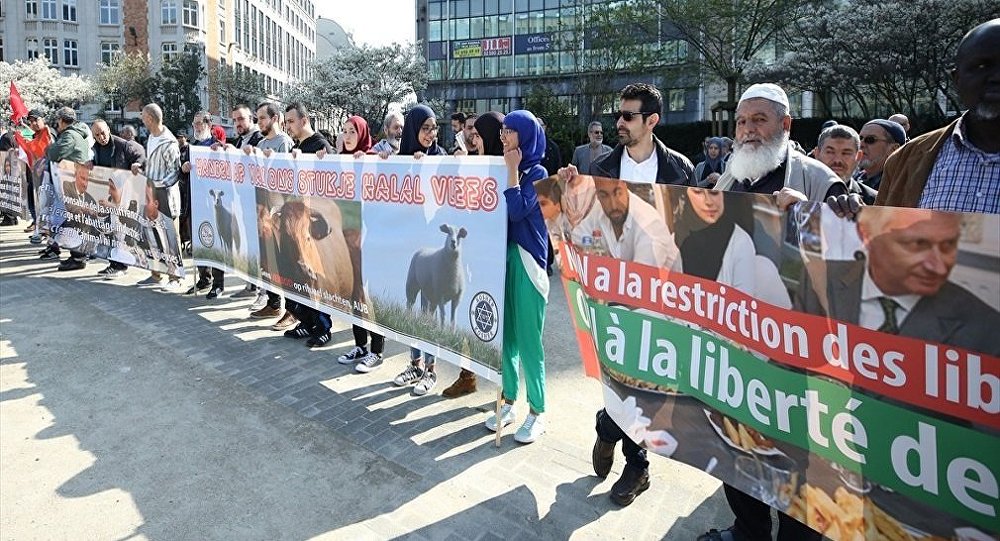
[975,102,1000,120]
[728,132,789,182]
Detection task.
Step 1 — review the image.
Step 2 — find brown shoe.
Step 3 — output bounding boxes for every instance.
[441,369,477,398]
[251,305,281,319]
[271,311,298,330]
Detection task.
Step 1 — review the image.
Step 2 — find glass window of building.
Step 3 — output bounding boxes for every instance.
[529,11,544,32]
[514,54,527,76]
[514,12,529,34]
[470,0,484,16]
[162,42,178,61]
[560,51,575,73]
[183,0,199,27]
[668,89,685,111]
[483,15,498,36]
[40,0,56,20]
[100,0,121,25]
[42,38,59,63]
[162,0,178,25]
[63,0,77,21]
[470,57,483,78]
[454,18,470,39]
[543,51,558,73]
[26,1,38,19]
[498,14,512,35]
[26,39,39,60]
[529,0,543,10]
[63,40,78,67]
[484,56,498,78]
[484,0,499,15]
[430,60,445,81]
[429,20,442,41]
[429,1,442,19]
[498,55,512,77]
[101,42,120,64]
[544,8,559,31]
[0,38,4,63]
[470,16,485,38]
[515,0,528,11]
[453,0,469,17]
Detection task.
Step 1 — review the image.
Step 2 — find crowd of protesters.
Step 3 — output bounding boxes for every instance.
[1,17,996,541]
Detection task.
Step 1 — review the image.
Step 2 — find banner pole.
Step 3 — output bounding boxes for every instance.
[494,386,503,448]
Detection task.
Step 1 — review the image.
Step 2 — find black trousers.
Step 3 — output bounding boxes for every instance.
[352,325,384,354]
[594,408,648,469]
[266,291,281,309]
[723,484,821,541]
[197,266,224,287]
[286,301,331,335]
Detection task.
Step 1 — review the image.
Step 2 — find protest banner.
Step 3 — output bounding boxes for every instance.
[49,160,185,276]
[0,149,30,219]
[189,147,508,380]
[546,175,999,541]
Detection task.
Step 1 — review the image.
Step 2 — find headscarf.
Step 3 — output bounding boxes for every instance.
[342,115,373,154]
[674,189,736,281]
[400,104,444,157]
[502,110,546,171]
[211,124,227,144]
[700,136,725,180]
[473,112,504,157]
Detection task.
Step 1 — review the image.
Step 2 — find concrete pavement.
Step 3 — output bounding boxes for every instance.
[0,223,731,540]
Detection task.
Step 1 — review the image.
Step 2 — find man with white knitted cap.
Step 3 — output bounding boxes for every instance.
[697,83,836,541]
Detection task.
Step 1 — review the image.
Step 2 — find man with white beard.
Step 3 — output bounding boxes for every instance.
[877,18,999,213]
[698,83,842,541]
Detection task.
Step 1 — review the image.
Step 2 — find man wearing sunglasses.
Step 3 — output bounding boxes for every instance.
[589,84,694,185]
[855,119,906,190]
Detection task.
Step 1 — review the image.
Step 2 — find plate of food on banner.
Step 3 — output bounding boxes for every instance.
[785,484,956,541]
[603,365,687,396]
[703,409,785,456]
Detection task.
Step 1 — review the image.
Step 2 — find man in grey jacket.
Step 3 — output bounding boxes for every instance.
[571,122,613,174]
[40,107,93,270]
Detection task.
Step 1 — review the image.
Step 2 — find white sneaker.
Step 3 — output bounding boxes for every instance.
[160,279,183,293]
[393,364,424,386]
[485,403,516,432]
[354,352,384,373]
[514,413,545,443]
[248,291,268,311]
[413,371,437,396]
[337,346,367,365]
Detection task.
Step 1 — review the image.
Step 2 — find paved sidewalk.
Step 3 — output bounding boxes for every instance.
[0,224,730,540]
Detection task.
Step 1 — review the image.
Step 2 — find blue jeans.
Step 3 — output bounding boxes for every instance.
[409,347,435,367]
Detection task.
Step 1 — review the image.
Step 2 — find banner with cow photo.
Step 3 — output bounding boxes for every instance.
[49,160,186,276]
[189,147,508,380]
[0,149,30,219]
[546,175,999,541]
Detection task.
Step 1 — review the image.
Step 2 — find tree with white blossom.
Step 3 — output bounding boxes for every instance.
[0,58,96,121]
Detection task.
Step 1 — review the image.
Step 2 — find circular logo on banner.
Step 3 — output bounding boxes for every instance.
[198,221,215,248]
[469,291,499,342]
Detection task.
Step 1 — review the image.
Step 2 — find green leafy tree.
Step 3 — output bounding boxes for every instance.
[523,85,579,164]
[155,50,205,133]
[95,52,158,117]
[211,64,268,113]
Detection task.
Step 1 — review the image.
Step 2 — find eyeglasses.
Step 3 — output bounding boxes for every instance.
[500,127,516,135]
[614,110,655,122]
[859,135,890,145]
[420,124,439,133]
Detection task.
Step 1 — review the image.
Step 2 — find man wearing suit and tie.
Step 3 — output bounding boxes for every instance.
[138,179,181,277]
[798,208,999,356]
[571,122,613,175]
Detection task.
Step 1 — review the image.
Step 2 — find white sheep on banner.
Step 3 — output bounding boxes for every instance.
[406,223,468,326]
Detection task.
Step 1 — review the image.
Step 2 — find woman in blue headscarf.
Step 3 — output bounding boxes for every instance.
[483,109,550,444]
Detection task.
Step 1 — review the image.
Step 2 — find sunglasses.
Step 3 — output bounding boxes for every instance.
[614,110,655,122]
[860,135,890,145]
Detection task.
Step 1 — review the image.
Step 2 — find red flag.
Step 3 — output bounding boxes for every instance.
[9,82,28,124]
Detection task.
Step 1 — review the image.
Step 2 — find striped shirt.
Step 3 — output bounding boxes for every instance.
[919,115,999,213]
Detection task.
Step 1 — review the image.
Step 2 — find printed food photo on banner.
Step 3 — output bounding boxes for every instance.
[551,175,999,541]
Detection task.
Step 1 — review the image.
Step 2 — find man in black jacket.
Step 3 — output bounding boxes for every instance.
[90,119,146,278]
[559,83,694,508]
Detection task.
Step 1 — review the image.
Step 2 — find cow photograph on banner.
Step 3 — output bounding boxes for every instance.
[49,160,185,276]
[0,149,30,220]
[190,146,508,379]
[545,174,999,541]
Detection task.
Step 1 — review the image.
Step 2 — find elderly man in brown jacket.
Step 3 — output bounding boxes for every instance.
[877,19,999,213]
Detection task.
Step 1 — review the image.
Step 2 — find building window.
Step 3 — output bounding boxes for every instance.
[99,0,121,24]
[668,89,685,112]
[101,42,120,64]
[62,0,77,21]
[26,39,39,60]
[182,0,198,27]
[43,38,59,62]
[219,19,226,43]
[26,0,38,19]
[40,0,56,20]
[162,0,178,25]
[662,40,688,65]
[63,39,78,67]
[0,38,4,63]
[162,42,177,61]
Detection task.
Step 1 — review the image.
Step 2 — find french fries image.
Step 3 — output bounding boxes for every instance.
[787,484,922,541]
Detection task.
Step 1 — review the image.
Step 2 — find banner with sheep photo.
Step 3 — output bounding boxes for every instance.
[49,160,186,276]
[189,147,509,380]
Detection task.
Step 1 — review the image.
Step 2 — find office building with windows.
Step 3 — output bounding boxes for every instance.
[1,0,316,121]
[415,0,704,126]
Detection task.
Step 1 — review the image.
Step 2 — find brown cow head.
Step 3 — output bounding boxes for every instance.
[276,200,333,286]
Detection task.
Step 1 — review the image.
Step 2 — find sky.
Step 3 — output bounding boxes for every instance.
[316,2,417,47]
